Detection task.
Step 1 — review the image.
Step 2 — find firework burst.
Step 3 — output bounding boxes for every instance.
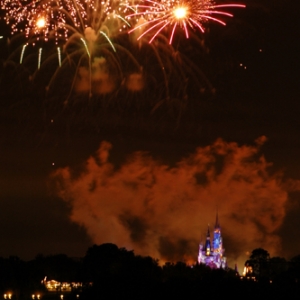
[1,0,131,68]
[40,0,142,100]
[2,0,78,42]
[126,0,245,44]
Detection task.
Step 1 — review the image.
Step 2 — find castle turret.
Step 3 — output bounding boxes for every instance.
[213,212,222,255]
[204,225,211,256]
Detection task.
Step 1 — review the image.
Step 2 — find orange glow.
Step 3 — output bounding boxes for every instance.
[52,137,291,266]
[36,18,46,28]
[174,7,188,19]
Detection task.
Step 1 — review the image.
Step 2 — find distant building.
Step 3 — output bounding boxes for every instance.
[42,277,83,292]
[198,213,227,269]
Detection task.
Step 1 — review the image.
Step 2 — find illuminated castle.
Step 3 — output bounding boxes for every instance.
[198,213,227,269]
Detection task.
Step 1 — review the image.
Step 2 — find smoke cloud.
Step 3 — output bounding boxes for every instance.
[52,137,296,268]
[75,57,116,95]
[84,27,97,43]
[75,59,145,95]
[125,73,145,91]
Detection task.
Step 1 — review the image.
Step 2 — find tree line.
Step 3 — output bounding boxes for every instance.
[1,244,300,299]
[245,248,300,283]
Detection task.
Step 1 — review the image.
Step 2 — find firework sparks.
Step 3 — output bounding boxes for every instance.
[1,0,131,68]
[1,0,231,104]
[126,0,245,44]
[1,0,131,42]
[2,0,71,42]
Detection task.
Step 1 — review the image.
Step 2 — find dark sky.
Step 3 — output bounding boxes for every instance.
[0,0,300,270]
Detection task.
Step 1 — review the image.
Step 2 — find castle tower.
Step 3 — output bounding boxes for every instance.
[204,225,211,256]
[198,213,227,269]
[212,212,223,255]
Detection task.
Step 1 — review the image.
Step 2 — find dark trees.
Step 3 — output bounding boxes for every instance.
[269,256,288,281]
[29,254,82,282]
[82,243,162,298]
[245,248,270,278]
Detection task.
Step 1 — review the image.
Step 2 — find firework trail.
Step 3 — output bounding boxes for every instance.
[48,0,145,100]
[125,0,245,44]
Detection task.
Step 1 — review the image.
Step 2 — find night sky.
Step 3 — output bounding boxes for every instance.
[0,0,300,270]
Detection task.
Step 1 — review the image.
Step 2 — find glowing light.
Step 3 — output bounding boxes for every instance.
[174,7,188,19]
[100,31,116,52]
[36,17,46,29]
[126,0,245,43]
[20,45,27,64]
[38,48,42,69]
[80,38,91,57]
[57,47,62,67]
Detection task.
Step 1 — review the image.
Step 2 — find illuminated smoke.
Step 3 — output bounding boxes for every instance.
[84,27,97,43]
[91,57,116,94]
[125,73,145,91]
[52,137,295,267]
[75,57,116,94]
[75,67,90,93]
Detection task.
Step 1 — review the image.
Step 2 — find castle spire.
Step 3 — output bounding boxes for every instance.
[204,225,211,255]
[206,224,210,237]
[215,210,220,229]
[198,215,226,269]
